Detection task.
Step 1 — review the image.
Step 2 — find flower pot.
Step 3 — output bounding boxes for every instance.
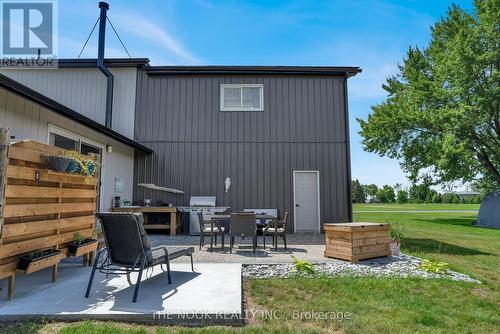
[42,155,70,172]
[66,158,79,173]
[68,239,98,257]
[390,240,401,256]
[87,161,96,176]
[17,249,61,273]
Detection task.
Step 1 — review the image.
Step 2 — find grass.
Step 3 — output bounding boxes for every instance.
[352,206,499,286]
[353,203,480,211]
[2,203,499,334]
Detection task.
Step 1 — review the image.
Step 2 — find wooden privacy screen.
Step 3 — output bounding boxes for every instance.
[0,132,99,300]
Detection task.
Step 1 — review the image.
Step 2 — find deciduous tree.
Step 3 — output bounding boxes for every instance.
[396,190,409,203]
[351,179,367,203]
[358,0,500,188]
[365,184,379,202]
[377,185,396,203]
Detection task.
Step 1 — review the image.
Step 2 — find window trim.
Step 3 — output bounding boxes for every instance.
[47,124,106,210]
[220,84,264,112]
[47,124,105,153]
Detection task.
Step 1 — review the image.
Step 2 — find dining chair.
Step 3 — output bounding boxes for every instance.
[263,211,289,251]
[244,208,277,234]
[198,211,224,251]
[229,213,257,253]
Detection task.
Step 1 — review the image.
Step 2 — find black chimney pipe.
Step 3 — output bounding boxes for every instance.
[97,1,114,129]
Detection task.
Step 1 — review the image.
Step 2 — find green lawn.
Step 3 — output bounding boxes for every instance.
[3,204,499,334]
[353,203,480,211]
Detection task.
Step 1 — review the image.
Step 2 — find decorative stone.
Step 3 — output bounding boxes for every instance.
[241,253,480,284]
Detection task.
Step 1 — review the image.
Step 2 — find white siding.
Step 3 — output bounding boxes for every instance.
[0,67,137,139]
[0,86,135,210]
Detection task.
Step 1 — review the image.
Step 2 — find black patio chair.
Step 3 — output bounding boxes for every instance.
[263,211,289,251]
[198,211,225,251]
[85,212,195,303]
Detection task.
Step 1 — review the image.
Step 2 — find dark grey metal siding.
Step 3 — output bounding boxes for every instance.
[134,71,351,230]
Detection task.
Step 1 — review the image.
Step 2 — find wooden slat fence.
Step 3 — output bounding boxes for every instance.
[0,132,99,300]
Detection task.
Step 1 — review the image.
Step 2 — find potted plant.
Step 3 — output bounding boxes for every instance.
[68,231,99,256]
[17,249,61,272]
[65,151,98,177]
[66,155,79,173]
[41,154,71,172]
[389,222,406,256]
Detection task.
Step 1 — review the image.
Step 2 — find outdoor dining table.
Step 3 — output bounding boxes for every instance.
[207,214,275,251]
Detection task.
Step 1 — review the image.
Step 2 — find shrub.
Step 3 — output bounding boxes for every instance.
[291,256,315,274]
[389,222,406,244]
[431,192,442,203]
[441,193,452,203]
[425,192,432,203]
[472,195,483,204]
[418,259,449,273]
[396,190,409,204]
[377,185,396,203]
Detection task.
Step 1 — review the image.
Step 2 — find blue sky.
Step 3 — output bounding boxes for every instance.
[58,0,473,188]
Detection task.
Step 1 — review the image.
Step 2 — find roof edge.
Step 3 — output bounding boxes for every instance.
[0,73,153,154]
[58,58,150,68]
[144,65,362,77]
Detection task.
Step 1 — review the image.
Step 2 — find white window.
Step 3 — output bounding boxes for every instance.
[220,84,264,111]
[47,124,104,156]
[47,124,105,210]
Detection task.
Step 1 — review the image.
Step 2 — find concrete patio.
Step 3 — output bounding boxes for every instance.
[0,233,332,325]
[0,257,242,325]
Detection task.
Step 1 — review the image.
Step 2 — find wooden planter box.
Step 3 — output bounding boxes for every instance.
[68,239,98,257]
[17,250,62,274]
[324,222,391,263]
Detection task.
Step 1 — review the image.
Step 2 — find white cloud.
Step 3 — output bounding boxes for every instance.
[113,13,200,64]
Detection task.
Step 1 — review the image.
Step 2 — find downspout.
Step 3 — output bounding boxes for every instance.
[343,76,353,222]
[97,1,114,129]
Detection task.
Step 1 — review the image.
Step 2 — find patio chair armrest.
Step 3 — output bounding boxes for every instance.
[277,219,287,227]
[152,246,169,258]
[94,247,109,266]
[269,219,282,228]
[214,220,225,231]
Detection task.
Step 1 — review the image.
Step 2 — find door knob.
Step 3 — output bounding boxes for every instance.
[295,204,300,207]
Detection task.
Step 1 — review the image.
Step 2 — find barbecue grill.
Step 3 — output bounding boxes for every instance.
[177,196,230,235]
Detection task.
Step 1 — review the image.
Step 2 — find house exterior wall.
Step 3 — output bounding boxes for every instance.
[0,68,137,139]
[134,71,351,230]
[0,86,135,210]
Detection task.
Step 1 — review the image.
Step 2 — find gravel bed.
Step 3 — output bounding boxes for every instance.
[242,254,480,283]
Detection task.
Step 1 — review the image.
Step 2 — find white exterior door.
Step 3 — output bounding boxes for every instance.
[293,171,320,233]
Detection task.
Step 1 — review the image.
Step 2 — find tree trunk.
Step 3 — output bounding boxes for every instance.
[477,149,500,186]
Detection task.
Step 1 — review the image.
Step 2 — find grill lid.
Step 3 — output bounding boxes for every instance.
[189,196,216,207]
